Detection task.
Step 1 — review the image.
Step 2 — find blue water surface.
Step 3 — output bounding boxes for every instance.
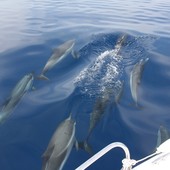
[0,0,170,170]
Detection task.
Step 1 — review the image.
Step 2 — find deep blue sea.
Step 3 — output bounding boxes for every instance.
[0,0,170,170]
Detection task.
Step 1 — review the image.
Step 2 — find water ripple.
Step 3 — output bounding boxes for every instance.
[0,0,170,52]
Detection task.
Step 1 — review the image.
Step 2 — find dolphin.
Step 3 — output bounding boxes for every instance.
[42,114,91,170]
[87,89,111,140]
[115,34,127,55]
[38,39,76,80]
[156,125,170,148]
[0,73,34,124]
[130,58,149,106]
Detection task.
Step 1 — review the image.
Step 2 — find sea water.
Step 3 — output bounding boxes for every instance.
[0,0,170,170]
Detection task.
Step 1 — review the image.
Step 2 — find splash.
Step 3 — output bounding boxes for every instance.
[73,32,154,100]
[74,48,123,97]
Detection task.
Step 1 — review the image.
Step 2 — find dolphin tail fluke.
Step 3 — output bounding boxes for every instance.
[129,102,143,110]
[71,50,80,59]
[75,140,93,154]
[0,115,5,125]
[0,111,9,125]
[37,74,49,81]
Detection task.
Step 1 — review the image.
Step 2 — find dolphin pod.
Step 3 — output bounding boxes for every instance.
[0,73,34,124]
[42,35,128,170]
[38,39,76,80]
[0,35,158,170]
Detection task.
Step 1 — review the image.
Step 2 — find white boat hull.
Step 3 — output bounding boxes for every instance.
[133,139,170,170]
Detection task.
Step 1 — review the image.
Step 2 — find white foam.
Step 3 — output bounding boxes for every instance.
[74,48,124,96]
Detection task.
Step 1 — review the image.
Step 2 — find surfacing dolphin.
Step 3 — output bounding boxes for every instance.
[42,114,90,170]
[114,34,127,55]
[38,39,77,80]
[0,73,34,124]
[130,58,149,107]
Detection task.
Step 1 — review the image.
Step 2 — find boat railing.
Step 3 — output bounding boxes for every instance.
[75,141,161,170]
[75,142,135,170]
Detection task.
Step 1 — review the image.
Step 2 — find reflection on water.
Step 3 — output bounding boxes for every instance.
[0,0,170,170]
[0,0,170,53]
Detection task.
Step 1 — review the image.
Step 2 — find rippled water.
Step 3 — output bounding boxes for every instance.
[0,0,170,53]
[0,0,170,170]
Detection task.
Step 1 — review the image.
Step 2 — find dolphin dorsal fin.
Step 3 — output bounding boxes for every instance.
[68,112,72,120]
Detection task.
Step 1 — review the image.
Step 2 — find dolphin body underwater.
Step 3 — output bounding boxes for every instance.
[42,114,91,170]
[84,35,127,140]
[130,58,149,107]
[87,88,112,140]
[0,73,34,124]
[38,39,77,80]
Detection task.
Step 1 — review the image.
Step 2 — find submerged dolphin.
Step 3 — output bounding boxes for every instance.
[130,58,149,106]
[42,114,92,170]
[38,39,76,80]
[87,89,111,139]
[156,125,170,148]
[0,73,34,124]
